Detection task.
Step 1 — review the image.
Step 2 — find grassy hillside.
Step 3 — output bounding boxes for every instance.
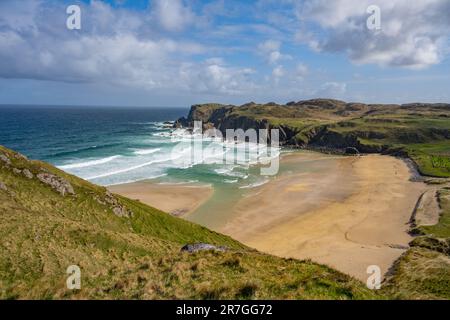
[384,187,450,299]
[0,145,379,300]
[177,100,450,177]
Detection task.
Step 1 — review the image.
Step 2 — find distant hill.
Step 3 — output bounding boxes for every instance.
[0,145,378,299]
[175,99,450,177]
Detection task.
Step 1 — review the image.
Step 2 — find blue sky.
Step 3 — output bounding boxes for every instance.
[0,0,449,107]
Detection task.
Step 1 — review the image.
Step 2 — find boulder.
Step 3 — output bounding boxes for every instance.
[112,206,133,218]
[0,153,11,166]
[181,243,228,253]
[13,152,28,160]
[96,191,133,218]
[22,169,34,179]
[0,181,7,191]
[36,173,75,196]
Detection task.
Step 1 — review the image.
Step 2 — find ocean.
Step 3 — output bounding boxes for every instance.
[0,105,279,189]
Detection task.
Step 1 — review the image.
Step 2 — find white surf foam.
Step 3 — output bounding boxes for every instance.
[59,155,121,170]
[239,178,270,189]
[133,148,161,155]
[85,154,183,180]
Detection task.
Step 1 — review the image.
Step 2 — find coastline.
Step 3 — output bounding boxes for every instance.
[108,181,214,217]
[110,152,428,281]
[229,154,426,281]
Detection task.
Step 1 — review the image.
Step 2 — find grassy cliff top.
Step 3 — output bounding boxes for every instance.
[0,145,379,300]
[181,99,450,177]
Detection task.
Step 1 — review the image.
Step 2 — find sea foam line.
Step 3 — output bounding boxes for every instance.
[59,155,121,170]
[86,155,182,180]
[133,148,161,155]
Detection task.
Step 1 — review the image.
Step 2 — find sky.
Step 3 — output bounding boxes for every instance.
[0,0,449,107]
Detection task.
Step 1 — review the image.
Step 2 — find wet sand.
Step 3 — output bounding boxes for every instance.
[109,182,213,216]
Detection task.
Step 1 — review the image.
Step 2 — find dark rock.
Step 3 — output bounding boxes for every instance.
[181,243,228,253]
[411,236,450,256]
[173,117,189,128]
[36,173,75,196]
[345,147,360,155]
[171,209,188,217]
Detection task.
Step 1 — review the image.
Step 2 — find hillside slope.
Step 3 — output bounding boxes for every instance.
[385,187,450,299]
[175,99,450,177]
[0,145,379,300]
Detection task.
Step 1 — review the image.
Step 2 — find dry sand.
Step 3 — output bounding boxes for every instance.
[413,188,441,227]
[222,154,426,281]
[109,181,213,216]
[109,153,427,282]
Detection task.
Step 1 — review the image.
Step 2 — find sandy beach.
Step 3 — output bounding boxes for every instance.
[222,154,426,281]
[110,153,427,281]
[109,181,213,216]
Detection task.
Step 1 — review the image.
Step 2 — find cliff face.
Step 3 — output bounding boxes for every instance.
[174,99,450,163]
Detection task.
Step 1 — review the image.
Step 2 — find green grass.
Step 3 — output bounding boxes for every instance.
[185,101,450,299]
[416,188,450,238]
[0,145,380,300]
[190,101,450,177]
[406,143,450,178]
[384,247,450,300]
[319,114,450,177]
[384,188,450,299]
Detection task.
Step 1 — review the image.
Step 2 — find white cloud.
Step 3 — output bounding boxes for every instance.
[180,59,256,95]
[297,0,450,69]
[316,82,347,98]
[258,39,291,64]
[271,65,285,84]
[152,0,195,32]
[0,1,206,89]
[258,39,281,52]
[295,63,309,79]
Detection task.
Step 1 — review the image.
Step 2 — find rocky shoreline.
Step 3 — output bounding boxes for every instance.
[174,99,450,172]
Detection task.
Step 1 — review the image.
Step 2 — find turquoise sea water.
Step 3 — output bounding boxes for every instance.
[0,105,280,189]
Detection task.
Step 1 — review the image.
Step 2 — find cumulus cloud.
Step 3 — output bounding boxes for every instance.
[1,0,448,104]
[258,39,291,64]
[152,0,195,32]
[316,82,347,97]
[297,0,450,69]
[0,0,256,96]
[295,63,309,80]
[272,65,284,78]
[180,59,256,95]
